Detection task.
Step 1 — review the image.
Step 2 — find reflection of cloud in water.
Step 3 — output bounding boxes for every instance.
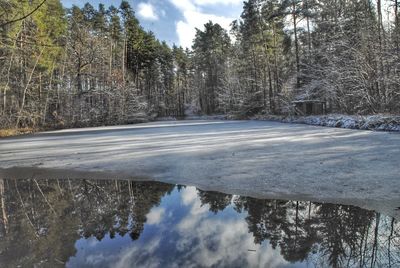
[178,188,210,231]
[77,238,163,268]
[0,179,400,268]
[146,207,165,225]
[77,186,292,267]
[86,237,100,247]
[175,187,290,267]
[115,238,162,268]
[85,253,106,266]
[181,186,198,205]
[3,179,395,268]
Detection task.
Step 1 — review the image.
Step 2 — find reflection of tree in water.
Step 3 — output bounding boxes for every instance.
[314,203,375,267]
[0,179,400,267]
[76,179,173,241]
[0,178,173,267]
[200,193,400,267]
[233,198,318,261]
[197,190,232,214]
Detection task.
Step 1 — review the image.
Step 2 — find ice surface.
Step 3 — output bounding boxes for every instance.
[1,120,400,217]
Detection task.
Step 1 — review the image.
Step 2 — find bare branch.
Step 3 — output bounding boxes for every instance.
[0,0,47,28]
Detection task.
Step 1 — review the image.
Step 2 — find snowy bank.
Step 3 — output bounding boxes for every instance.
[251,114,400,132]
[157,113,400,132]
[157,115,228,121]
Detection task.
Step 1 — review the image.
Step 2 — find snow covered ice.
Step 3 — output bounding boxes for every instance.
[1,120,400,218]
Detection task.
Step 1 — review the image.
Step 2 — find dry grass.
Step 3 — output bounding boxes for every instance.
[0,128,35,138]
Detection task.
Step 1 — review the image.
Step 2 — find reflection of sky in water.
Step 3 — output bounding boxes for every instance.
[67,186,304,268]
[1,178,398,267]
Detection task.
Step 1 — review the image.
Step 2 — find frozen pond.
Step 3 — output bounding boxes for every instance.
[1,120,400,217]
[0,178,399,267]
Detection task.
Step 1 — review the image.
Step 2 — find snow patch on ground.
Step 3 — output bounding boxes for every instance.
[251,114,400,132]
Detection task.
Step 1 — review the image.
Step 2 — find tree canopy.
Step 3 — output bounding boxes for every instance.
[0,0,399,130]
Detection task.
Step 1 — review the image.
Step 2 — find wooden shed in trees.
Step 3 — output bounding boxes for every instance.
[292,100,326,116]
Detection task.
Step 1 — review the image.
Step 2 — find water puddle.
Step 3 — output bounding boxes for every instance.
[0,178,399,267]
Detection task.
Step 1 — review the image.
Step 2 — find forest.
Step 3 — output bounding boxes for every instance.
[0,0,400,131]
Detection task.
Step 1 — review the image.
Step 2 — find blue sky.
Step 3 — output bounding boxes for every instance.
[61,0,244,48]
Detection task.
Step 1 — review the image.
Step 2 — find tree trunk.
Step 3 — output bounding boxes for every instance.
[292,0,300,88]
[122,35,126,85]
[395,0,399,51]
[109,40,113,79]
[0,179,8,234]
[16,49,43,128]
[3,49,14,116]
[43,64,55,124]
[305,0,312,57]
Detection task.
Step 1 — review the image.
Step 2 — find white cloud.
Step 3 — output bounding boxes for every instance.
[176,11,234,49]
[138,2,159,21]
[170,0,239,48]
[170,0,197,12]
[194,0,243,5]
